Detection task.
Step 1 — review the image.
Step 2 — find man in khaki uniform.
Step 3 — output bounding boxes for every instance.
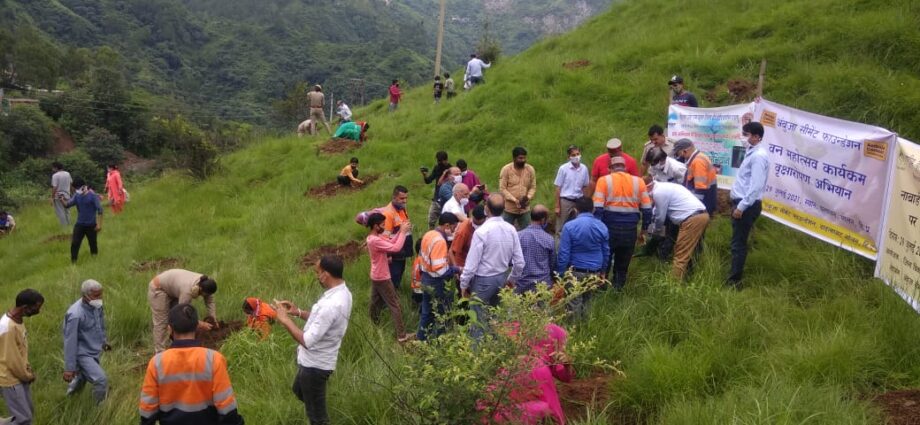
[147,269,218,352]
[306,85,332,135]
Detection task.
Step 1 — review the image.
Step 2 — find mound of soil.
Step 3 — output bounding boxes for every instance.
[717,188,734,216]
[727,78,757,101]
[122,151,157,174]
[132,257,185,273]
[563,60,591,70]
[317,138,361,155]
[874,390,920,425]
[304,175,379,199]
[300,241,364,270]
[51,127,75,155]
[198,320,245,350]
[43,234,71,243]
[558,374,611,421]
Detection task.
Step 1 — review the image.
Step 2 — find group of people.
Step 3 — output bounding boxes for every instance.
[296,85,369,143]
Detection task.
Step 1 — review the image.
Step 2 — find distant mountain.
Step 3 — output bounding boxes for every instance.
[0,0,612,123]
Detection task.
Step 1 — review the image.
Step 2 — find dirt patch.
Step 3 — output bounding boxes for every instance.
[727,78,757,102]
[43,234,71,243]
[198,320,245,350]
[717,188,734,216]
[122,151,157,174]
[563,60,591,70]
[558,373,611,421]
[304,175,379,199]
[300,240,365,270]
[131,257,186,273]
[51,127,75,155]
[873,390,920,425]
[317,138,361,155]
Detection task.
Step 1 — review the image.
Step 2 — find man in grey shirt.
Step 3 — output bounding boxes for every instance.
[50,162,73,227]
[62,279,109,404]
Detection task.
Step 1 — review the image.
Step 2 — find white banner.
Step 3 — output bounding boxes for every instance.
[875,138,920,312]
[754,98,895,259]
[667,103,755,189]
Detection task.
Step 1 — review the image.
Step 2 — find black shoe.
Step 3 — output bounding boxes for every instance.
[724,279,742,290]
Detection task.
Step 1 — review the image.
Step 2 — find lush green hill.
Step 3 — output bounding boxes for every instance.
[2,0,920,423]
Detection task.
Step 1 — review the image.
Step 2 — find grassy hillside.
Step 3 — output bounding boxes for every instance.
[2,0,920,423]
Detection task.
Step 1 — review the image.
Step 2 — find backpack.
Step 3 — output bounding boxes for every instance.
[354,207,386,226]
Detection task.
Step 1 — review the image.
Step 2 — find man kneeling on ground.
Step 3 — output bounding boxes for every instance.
[337,157,364,187]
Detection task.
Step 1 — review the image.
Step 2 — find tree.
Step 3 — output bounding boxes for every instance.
[0,106,55,164]
[271,82,311,128]
[476,21,502,64]
[81,127,125,167]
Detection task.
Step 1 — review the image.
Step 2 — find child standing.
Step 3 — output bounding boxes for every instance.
[444,72,456,100]
[433,75,444,104]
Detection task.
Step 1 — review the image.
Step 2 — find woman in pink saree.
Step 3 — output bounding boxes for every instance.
[105,165,126,214]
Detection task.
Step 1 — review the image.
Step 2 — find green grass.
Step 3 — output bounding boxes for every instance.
[3,0,920,423]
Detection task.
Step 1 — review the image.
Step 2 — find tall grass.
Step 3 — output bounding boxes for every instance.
[2,0,920,423]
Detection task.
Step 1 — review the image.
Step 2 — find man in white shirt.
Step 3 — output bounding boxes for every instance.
[441,183,471,221]
[554,145,590,235]
[465,54,491,87]
[646,147,687,183]
[274,255,354,425]
[460,195,525,339]
[335,100,352,122]
[647,182,710,280]
[50,161,73,228]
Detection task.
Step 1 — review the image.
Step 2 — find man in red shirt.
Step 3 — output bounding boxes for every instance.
[591,138,639,187]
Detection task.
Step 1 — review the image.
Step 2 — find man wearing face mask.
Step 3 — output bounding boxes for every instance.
[62,279,111,404]
[457,159,488,213]
[441,183,472,222]
[727,122,770,289]
[673,138,718,216]
[668,75,699,107]
[517,205,556,294]
[646,147,687,183]
[417,213,461,341]
[500,147,537,230]
[382,186,413,290]
[436,167,464,208]
[554,145,591,235]
[0,289,44,425]
[148,269,219,352]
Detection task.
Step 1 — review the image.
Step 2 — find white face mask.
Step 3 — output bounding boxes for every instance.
[461,171,468,177]
[88,299,103,309]
[460,198,469,206]
[653,163,665,172]
[570,155,581,165]
[453,175,462,183]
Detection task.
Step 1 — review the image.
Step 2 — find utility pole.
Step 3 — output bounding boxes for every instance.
[433,0,447,77]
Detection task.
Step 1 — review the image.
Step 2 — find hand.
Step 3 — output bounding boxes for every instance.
[205,316,220,329]
[95,224,102,233]
[401,222,413,234]
[63,371,76,382]
[461,289,471,298]
[555,206,561,216]
[356,180,364,186]
[505,281,515,289]
[637,232,647,245]
[197,321,213,332]
[732,208,743,220]
[550,351,572,365]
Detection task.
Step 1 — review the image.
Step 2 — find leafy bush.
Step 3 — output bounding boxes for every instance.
[476,22,502,64]
[152,116,219,180]
[14,149,102,191]
[81,127,125,167]
[0,106,55,163]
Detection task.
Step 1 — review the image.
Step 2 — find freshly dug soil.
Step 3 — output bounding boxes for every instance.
[558,373,611,421]
[563,60,591,69]
[300,240,364,270]
[317,138,361,155]
[717,188,734,216]
[43,234,71,243]
[198,320,245,350]
[132,257,185,273]
[304,175,379,199]
[873,389,920,425]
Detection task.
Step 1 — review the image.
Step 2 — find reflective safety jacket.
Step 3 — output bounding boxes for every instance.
[244,297,276,339]
[683,150,718,214]
[419,230,450,278]
[139,340,244,425]
[592,172,652,228]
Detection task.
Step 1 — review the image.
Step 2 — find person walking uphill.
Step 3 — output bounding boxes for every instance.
[63,280,110,404]
[147,269,219,352]
[727,122,770,289]
[366,213,411,342]
[593,157,652,289]
[0,289,43,425]
[465,54,491,87]
[500,147,536,230]
[273,255,353,425]
[389,80,402,112]
[139,304,244,425]
[51,161,73,228]
[105,165,126,215]
[307,85,332,135]
[64,177,103,264]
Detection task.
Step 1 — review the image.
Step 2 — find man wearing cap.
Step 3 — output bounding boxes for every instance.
[673,138,718,215]
[640,124,675,176]
[727,122,770,289]
[307,85,332,135]
[590,138,639,189]
[669,75,699,107]
[592,156,652,289]
[554,145,591,235]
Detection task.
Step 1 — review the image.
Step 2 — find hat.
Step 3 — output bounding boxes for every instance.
[606,138,622,150]
[314,84,322,90]
[673,138,694,152]
[668,75,684,85]
[609,156,626,168]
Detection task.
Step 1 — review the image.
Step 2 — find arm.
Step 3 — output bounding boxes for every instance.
[7,329,34,383]
[459,234,484,291]
[600,225,611,272]
[346,167,363,184]
[652,193,668,231]
[211,355,244,425]
[499,167,517,204]
[508,233,525,284]
[557,228,571,276]
[63,314,80,373]
[371,231,408,254]
[139,360,161,425]
[554,186,562,215]
[423,166,438,184]
[204,293,217,320]
[526,167,536,200]
[739,155,769,212]
[65,196,77,208]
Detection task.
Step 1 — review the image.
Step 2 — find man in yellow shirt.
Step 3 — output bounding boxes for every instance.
[499,146,536,230]
[0,289,44,425]
[337,158,364,187]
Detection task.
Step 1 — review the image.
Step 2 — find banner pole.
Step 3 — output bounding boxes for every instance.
[757,58,767,97]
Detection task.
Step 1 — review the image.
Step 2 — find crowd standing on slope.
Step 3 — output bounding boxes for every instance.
[0,72,773,425]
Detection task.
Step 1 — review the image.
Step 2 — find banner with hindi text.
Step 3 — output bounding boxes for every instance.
[754,98,895,259]
[667,103,755,189]
[875,138,920,312]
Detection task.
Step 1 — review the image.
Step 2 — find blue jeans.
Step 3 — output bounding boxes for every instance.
[417,275,453,341]
[67,355,108,403]
[469,273,507,340]
[729,200,762,284]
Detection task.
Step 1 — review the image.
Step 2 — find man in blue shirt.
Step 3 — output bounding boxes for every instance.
[557,197,609,318]
[727,122,770,288]
[65,178,103,264]
[62,279,109,404]
[517,205,555,294]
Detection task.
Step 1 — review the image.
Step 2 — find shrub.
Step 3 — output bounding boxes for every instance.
[81,127,125,167]
[152,116,219,180]
[0,106,55,163]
